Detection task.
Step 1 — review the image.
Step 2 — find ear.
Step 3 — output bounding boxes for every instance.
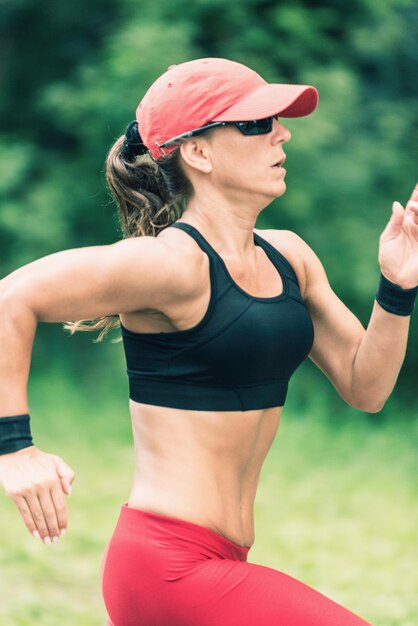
[179,139,213,174]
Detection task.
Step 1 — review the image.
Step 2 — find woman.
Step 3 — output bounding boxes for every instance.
[0,58,417,625]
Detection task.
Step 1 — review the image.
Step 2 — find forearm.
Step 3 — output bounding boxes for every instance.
[351,299,411,412]
[0,293,37,416]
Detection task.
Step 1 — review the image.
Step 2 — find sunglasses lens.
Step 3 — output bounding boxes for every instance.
[236,120,260,134]
[256,117,273,133]
[236,117,273,135]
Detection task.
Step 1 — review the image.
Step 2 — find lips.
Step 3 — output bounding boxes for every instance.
[271,156,286,167]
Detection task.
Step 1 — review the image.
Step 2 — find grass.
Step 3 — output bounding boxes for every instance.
[0,366,417,625]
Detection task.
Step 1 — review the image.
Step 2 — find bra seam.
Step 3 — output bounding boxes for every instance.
[168,299,254,358]
[286,293,309,307]
[232,388,245,411]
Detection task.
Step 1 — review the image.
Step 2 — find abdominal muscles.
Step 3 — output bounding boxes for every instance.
[127,400,282,548]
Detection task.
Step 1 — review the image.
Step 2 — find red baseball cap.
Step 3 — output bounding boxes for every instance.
[136,57,319,161]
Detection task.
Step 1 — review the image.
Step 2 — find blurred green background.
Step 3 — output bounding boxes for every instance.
[0,0,417,624]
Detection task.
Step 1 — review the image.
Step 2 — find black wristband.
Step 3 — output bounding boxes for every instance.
[375,272,417,316]
[0,414,34,455]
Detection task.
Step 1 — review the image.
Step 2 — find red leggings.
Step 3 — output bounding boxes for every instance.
[100,503,373,626]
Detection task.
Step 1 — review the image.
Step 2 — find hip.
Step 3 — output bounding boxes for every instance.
[127,484,256,548]
[100,502,251,624]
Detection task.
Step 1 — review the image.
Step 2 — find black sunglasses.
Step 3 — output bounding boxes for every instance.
[157,115,280,149]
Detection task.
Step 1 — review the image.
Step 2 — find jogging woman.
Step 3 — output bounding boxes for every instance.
[0,58,417,626]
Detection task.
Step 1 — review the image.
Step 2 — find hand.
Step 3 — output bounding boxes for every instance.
[378,182,418,289]
[0,445,75,545]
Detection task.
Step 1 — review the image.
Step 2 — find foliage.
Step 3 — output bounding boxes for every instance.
[0,0,417,406]
[1,6,417,621]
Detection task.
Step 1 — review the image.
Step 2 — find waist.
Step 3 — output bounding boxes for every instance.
[115,502,252,559]
[127,402,282,547]
[127,487,256,549]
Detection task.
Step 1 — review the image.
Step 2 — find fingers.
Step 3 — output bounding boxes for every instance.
[15,494,40,537]
[405,182,418,214]
[16,492,53,543]
[407,200,418,224]
[51,453,76,496]
[37,487,63,542]
[50,480,68,535]
[1,449,74,546]
[15,484,67,545]
[409,201,418,220]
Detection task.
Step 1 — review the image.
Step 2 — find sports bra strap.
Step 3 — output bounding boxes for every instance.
[169,222,217,257]
[170,221,300,293]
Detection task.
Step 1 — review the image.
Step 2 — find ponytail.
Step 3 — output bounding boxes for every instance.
[63,121,194,342]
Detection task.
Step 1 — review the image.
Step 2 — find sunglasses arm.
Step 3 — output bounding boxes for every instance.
[158,122,228,148]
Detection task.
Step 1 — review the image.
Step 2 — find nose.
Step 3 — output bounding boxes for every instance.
[272,117,291,143]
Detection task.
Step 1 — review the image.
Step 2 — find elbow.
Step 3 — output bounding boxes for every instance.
[345,391,385,413]
[0,290,38,328]
[352,399,385,413]
[0,278,16,305]
[345,381,386,414]
[364,403,385,414]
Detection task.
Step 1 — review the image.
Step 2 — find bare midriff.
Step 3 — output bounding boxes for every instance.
[127,400,282,548]
[123,225,303,549]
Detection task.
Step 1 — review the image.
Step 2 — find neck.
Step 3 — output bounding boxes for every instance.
[181,196,263,258]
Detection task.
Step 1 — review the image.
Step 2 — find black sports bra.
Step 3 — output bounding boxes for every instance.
[120,222,315,411]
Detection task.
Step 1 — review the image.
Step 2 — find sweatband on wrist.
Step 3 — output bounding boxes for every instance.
[0,414,34,455]
[375,272,417,316]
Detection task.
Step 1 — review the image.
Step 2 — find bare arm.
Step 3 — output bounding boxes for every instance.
[0,304,37,416]
[0,234,195,543]
[305,246,411,413]
[289,232,413,413]
[0,235,195,414]
[350,300,410,410]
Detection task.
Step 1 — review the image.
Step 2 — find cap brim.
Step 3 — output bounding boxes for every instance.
[211,84,318,121]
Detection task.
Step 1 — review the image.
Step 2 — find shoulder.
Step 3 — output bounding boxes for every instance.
[114,232,198,279]
[156,223,206,268]
[108,230,204,313]
[254,228,314,300]
[153,226,209,295]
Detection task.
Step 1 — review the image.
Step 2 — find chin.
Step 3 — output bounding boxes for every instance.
[261,185,286,204]
[273,180,287,197]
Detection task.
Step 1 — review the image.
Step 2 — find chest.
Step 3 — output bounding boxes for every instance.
[120,230,306,335]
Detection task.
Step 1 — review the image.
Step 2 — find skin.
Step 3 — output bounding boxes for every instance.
[0,117,417,547]
[122,118,294,547]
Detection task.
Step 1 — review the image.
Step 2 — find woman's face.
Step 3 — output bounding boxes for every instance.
[184,116,292,205]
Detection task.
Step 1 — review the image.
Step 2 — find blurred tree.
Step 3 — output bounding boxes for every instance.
[1,0,417,409]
